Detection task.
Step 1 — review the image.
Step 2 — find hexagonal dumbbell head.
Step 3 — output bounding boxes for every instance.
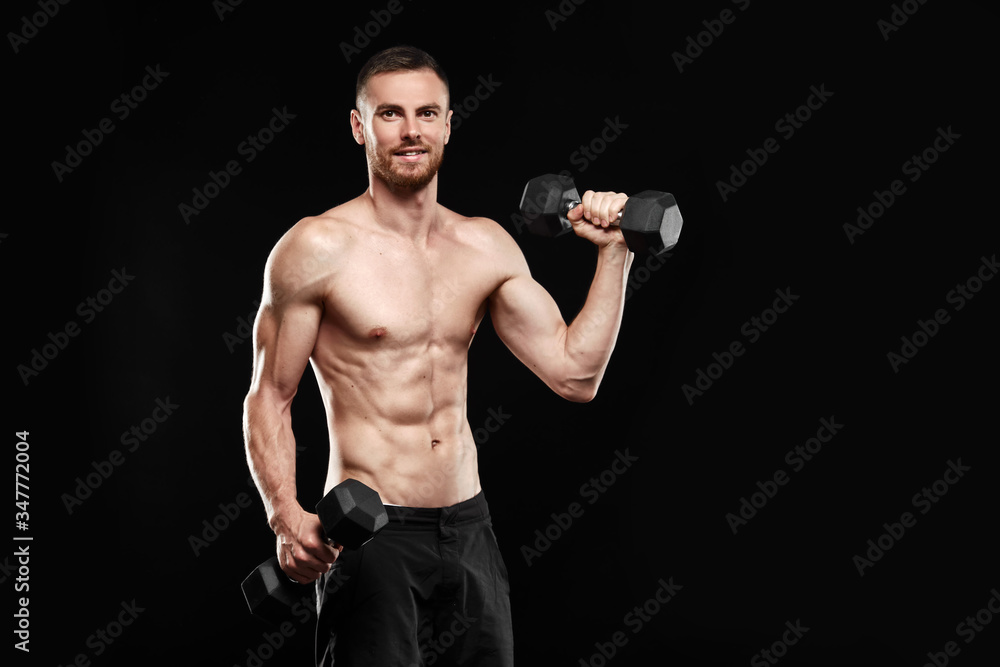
[519,173,580,237]
[242,557,309,623]
[314,478,388,549]
[619,191,683,257]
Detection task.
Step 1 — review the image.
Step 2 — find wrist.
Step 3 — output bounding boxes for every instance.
[267,499,305,532]
[597,240,632,264]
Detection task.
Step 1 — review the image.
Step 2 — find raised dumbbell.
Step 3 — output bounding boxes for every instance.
[518,173,683,256]
[241,478,388,624]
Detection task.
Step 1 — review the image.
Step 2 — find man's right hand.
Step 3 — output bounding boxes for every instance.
[270,508,342,584]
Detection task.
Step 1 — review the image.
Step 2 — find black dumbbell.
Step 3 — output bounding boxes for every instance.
[241,479,388,624]
[518,173,683,256]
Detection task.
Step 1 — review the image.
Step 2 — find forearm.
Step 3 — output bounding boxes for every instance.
[243,389,302,527]
[561,244,634,399]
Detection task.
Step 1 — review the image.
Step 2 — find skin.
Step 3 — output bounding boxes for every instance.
[243,68,634,584]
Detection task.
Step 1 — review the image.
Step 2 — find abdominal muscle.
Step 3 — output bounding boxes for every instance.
[313,326,482,508]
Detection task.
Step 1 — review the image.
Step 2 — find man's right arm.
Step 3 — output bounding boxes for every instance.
[243,220,340,583]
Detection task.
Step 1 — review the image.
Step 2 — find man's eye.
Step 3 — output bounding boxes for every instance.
[382,110,398,118]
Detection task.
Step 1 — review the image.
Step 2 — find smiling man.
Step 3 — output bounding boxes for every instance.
[243,45,635,666]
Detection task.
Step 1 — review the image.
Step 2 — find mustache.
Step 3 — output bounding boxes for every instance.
[389,141,432,153]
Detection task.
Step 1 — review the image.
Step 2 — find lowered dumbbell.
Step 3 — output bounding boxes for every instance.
[241,478,388,624]
[518,173,683,256]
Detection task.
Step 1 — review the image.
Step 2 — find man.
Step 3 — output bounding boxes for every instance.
[243,45,635,666]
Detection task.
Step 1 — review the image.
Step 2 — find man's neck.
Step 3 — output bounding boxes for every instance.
[365,173,440,242]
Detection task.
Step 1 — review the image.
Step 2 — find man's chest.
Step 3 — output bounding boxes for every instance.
[320,242,501,346]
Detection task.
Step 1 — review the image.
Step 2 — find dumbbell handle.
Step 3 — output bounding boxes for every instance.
[563,199,624,221]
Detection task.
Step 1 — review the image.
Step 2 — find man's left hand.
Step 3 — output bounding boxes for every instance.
[567,190,630,251]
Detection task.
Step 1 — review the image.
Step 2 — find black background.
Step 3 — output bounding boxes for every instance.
[6,0,996,665]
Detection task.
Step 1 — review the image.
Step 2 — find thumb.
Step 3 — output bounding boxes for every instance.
[566,202,585,223]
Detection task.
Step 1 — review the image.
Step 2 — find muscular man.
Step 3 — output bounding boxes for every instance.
[243,46,635,666]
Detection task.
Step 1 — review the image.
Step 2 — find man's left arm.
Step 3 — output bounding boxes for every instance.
[488,190,634,402]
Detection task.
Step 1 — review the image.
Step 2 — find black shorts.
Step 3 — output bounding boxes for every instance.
[315,491,514,666]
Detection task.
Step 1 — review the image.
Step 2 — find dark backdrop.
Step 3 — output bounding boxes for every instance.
[6,1,996,665]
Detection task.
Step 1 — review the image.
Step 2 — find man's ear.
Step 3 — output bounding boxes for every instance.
[350,109,365,145]
[444,108,453,145]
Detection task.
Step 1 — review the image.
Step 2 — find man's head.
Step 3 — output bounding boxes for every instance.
[351,46,452,191]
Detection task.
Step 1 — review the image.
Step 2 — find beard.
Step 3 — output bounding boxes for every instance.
[367,139,445,191]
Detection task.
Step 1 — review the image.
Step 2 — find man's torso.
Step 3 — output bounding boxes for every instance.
[297,196,515,507]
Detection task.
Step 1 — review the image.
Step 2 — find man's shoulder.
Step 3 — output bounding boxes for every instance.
[284,200,363,246]
[272,198,368,257]
[264,199,364,293]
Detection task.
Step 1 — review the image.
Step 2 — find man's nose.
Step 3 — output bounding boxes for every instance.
[401,117,421,141]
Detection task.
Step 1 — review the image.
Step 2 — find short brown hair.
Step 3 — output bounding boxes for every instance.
[355,45,450,109]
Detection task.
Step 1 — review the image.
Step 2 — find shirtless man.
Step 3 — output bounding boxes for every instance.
[243,46,635,666]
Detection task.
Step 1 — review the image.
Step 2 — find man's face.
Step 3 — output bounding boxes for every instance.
[353,69,451,191]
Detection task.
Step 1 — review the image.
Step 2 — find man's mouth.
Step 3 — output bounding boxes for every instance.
[393,147,428,159]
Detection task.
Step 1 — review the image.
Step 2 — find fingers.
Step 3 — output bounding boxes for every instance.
[275,515,343,584]
[581,190,628,228]
[280,539,341,584]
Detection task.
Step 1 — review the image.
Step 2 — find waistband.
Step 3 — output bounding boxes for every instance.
[382,491,490,529]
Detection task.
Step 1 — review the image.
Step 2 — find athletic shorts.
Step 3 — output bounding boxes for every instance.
[314,491,514,666]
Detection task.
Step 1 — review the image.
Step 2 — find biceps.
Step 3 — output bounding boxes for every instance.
[490,275,568,369]
[249,302,322,404]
